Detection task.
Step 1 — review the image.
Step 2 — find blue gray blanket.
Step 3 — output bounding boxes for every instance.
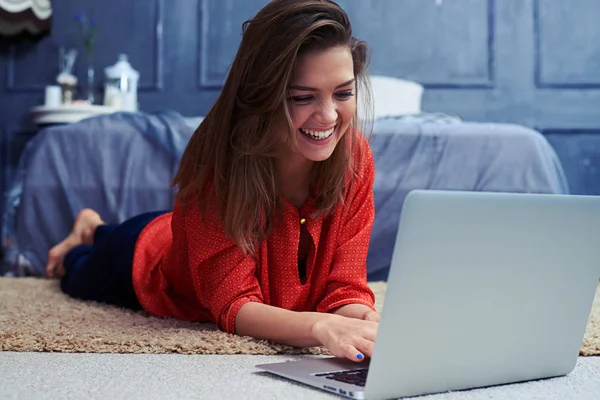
[367,117,568,280]
[1,111,569,280]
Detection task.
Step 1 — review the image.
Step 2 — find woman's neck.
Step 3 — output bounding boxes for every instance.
[276,155,314,209]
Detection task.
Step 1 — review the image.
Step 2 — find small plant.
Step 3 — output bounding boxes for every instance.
[74,12,97,62]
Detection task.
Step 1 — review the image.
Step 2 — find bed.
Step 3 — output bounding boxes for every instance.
[0,108,568,279]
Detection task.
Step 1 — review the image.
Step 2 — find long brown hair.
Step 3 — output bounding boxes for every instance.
[172,0,373,254]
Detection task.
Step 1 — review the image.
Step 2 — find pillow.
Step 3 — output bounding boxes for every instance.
[184,116,204,129]
[363,75,424,119]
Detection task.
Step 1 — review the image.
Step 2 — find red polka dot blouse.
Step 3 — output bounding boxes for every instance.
[132,137,376,334]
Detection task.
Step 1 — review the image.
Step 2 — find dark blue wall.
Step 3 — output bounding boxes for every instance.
[1,0,599,222]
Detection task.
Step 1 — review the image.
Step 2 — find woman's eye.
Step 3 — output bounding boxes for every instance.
[336,90,355,100]
[290,96,313,104]
[290,91,354,104]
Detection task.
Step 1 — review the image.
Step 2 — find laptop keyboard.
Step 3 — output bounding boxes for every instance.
[315,368,369,387]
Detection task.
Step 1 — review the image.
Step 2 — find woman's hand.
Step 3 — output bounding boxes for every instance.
[311,313,378,362]
[332,303,380,322]
[361,309,380,322]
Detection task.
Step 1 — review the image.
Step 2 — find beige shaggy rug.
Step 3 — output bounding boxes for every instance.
[0,278,598,356]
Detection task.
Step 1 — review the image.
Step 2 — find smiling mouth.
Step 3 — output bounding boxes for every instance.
[299,125,336,140]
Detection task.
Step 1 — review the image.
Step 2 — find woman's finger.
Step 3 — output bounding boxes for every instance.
[353,336,375,359]
[340,343,366,362]
[365,311,380,322]
[359,321,379,342]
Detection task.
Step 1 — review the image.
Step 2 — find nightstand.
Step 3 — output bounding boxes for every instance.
[30,104,119,125]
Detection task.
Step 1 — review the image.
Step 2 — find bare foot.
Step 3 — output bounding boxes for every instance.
[46,208,105,279]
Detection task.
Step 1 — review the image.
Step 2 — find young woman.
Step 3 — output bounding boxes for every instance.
[46,0,379,363]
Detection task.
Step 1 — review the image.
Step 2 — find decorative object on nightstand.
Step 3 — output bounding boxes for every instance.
[56,48,78,104]
[44,86,62,108]
[74,12,98,104]
[103,54,139,112]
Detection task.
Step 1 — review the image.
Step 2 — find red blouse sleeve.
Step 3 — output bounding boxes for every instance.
[180,200,263,334]
[317,138,377,313]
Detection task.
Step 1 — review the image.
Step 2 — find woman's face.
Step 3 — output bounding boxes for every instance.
[286,45,356,163]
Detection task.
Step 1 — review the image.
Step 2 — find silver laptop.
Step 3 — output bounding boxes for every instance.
[256,189,600,399]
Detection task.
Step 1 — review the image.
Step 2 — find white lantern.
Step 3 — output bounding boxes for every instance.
[103,54,140,112]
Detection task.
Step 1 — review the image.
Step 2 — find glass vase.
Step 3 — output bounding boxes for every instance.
[86,63,95,104]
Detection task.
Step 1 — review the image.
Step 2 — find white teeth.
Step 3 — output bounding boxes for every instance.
[300,126,335,140]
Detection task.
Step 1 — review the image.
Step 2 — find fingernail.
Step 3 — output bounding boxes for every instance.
[356,353,363,360]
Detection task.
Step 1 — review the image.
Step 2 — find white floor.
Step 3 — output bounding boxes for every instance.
[1,352,599,400]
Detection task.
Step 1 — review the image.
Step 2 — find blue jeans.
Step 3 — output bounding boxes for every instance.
[60,211,168,310]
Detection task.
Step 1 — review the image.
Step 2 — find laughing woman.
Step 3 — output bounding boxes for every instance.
[46,0,379,362]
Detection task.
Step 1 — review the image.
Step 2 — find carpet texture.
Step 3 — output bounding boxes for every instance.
[1,278,598,356]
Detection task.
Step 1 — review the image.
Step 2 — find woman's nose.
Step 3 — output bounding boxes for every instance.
[316,100,337,123]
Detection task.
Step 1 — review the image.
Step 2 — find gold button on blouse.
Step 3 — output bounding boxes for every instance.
[300,218,307,225]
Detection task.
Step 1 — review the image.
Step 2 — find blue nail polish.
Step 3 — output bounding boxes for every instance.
[357,353,363,360]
